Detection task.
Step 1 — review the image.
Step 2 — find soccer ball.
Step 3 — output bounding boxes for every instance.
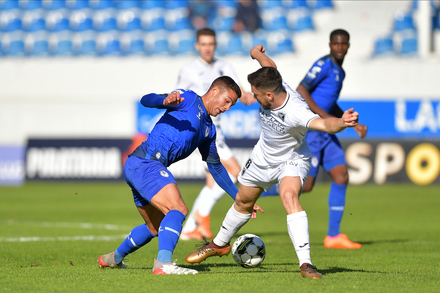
[232,234,266,268]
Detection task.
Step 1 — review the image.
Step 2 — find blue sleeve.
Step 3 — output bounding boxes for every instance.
[300,59,329,92]
[140,93,168,109]
[207,162,238,200]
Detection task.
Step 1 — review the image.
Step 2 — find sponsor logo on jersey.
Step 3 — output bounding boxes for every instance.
[259,109,285,134]
[197,103,204,120]
[156,152,161,159]
[160,170,169,177]
[279,112,285,122]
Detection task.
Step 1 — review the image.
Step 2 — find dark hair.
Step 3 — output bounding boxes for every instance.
[197,28,216,40]
[210,76,241,99]
[330,29,350,42]
[247,67,283,93]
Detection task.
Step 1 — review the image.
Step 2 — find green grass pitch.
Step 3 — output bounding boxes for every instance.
[0,182,439,292]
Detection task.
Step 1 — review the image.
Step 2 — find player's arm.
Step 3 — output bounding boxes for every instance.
[309,108,358,134]
[141,91,185,109]
[296,84,332,119]
[207,162,238,200]
[250,45,277,68]
[239,87,256,105]
[333,104,367,138]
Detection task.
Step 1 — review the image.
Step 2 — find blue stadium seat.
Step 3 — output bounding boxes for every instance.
[69,9,93,32]
[258,0,283,9]
[139,0,164,10]
[267,30,294,54]
[88,0,113,10]
[308,0,333,10]
[48,31,73,55]
[65,0,89,10]
[96,31,120,55]
[144,30,169,55]
[168,29,196,55]
[1,31,25,55]
[260,8,288,31]
[19,0,42,10]
[164,0,188,10]
[0,0,20,10]
[140,9,165,31]
[93,8,117,31]
[393,12,416,31]
[0,9,22,31]
[113,0,138,10]
[252,29,268,48]
[164,7,192,31]
[41,0,66,10]
[45,9,69,31]
[282,0,309,9]
[399,29,417,56]
[119,30,144,55]
[286,8,314,31]
[209,15,235,32]
[117,9,141,31]
[25,31,49,55]
[216,31,243,56]
[22,9,45,31]
[72,30,96,55]
[373,36,394,56]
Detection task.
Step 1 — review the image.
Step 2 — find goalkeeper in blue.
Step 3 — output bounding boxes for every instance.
[97,76,257,275]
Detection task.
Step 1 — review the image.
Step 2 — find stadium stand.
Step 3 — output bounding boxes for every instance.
[0,0,436,57]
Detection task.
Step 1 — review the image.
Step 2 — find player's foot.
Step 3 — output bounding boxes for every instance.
[324,233,362,249]
[180,228,203,241]
[196,211,212,239]
[152,259,198,275]
[185,240,231,263]
[300,263,322,279]
[97,252,126,269]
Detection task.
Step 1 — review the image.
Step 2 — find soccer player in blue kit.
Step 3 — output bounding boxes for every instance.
[297,29,368,249]
[97,76,262,274]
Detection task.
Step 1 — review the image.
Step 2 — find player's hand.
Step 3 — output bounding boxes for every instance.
[342,108,359,127]
[163,91,184,106]
[354,123,368,139]
[251,203,264,219]
[250,44,265,59]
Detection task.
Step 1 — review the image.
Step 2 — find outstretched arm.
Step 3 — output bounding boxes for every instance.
[333,104,368,138]
[250,45,277,68]
[141,91,185,109]
[309,108,359,134]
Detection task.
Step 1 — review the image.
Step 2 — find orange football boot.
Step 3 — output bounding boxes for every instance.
[324,234,361,249]
[180,228,203,241]
[196,211,213,239]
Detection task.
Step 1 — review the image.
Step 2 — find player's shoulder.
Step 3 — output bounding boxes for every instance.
[180,58,202,72]
[312,55,332,68]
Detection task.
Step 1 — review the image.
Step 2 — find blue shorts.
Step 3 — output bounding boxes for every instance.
[123,156,177,207]
[305,130,346,178]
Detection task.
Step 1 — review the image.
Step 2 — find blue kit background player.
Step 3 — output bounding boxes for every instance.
[297,29,368,249]
[97,76,255,274]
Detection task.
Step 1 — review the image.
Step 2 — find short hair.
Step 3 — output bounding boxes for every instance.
[209,76,241,99]
[330,29,350,42]
[247,67,283,93]
[197,28,216,40]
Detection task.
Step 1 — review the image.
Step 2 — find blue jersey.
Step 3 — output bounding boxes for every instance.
[299,55,345,115]
[131,89,219,168]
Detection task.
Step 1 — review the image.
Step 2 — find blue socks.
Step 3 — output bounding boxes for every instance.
[115,224,156,264]
[328,182,347,237]
[157,209,186,264]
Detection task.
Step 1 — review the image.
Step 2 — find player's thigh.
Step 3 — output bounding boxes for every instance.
[137,205,164,235]
[322,135,348,183]
[328,164,349,184]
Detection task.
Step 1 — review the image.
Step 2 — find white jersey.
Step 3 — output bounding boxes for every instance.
[252,81,320,167]
[176,57,241,127]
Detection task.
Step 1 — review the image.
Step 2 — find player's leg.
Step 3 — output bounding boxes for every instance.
[278,162,322,279]
[185,184,261,264]
[322,136,361,249]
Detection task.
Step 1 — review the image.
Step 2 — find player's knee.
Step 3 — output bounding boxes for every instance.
[333,172,349,185]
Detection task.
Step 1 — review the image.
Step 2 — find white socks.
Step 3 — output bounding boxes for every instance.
[213,204,251,247]
[287,211,312,266]
[198,175,237,217]
[181,185,209,233]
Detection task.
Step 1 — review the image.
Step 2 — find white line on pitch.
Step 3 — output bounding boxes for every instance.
[1,220,133,231]
[0,234,128,243]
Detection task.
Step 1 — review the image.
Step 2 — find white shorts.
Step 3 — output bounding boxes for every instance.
[238,157,310,191]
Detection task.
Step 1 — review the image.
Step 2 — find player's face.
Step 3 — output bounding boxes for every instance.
[196,35,216,64]
[210,88,238,116]
[251,85,271,110]
[329,34,349,62]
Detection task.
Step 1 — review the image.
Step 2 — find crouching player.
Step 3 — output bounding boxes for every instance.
[97,76,256,275]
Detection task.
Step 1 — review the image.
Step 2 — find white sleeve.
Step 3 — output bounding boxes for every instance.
[176,67,194,90]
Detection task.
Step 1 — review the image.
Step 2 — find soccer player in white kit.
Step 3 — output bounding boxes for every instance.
[185,44,359,279]
[176,28,254,240]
